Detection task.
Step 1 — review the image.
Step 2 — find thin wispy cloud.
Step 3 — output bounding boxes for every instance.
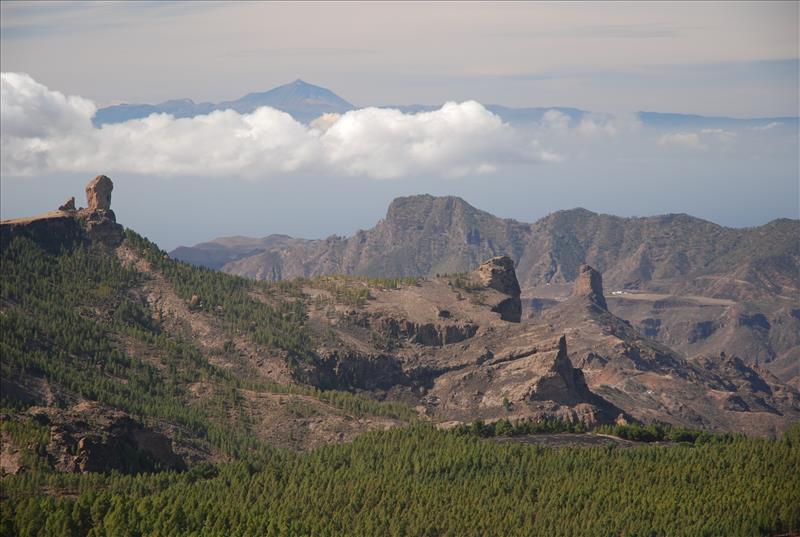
[491,23,687,40]
[751,121,783,130]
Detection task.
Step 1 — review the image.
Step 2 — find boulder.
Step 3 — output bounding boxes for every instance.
[85,175,113,210]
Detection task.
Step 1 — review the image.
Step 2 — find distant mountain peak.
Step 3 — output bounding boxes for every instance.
[384,194,484,225]
[93,79,354,126]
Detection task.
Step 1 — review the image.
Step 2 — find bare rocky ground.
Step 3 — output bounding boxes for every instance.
[299,261,798,437]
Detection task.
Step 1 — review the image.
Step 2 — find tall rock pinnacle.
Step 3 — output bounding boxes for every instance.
[85,175,113,210]
[571,264,608,310]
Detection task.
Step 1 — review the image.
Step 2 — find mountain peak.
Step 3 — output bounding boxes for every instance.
[227,79,354,121]
[383,195,483,228]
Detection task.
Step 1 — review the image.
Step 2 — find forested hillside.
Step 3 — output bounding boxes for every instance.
[1,229,414,465]
[2,424,798,536]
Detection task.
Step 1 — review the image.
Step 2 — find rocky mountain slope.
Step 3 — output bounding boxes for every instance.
[172,195,800,387]
[2,177,798,477]
[542,266,798,435]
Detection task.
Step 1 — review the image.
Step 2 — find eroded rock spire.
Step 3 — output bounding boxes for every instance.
[571,264,607,310]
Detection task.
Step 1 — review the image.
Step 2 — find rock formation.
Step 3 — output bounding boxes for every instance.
[1,175,124,250]
[571,264,608,310]
[58,197,76,211]
[85,175,113,210]
[7,403,185,474]
[78,175,123,245]
[474,256,522,322]
[80,207,124,246]
[476,256,522,295]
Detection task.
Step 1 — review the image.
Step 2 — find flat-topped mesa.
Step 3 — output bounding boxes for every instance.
[85,175,113,210]
[571,264,608,310]
[474,256,522,322]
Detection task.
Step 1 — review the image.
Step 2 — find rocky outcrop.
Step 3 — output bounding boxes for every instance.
[85,175,113,210]
[488,336,596,405]
[302,350,407,391]
[20,403,184,474]
[379,317,479,347]
[79,208,124,246]
[475,256,522,296]
[473,256,522,322]
[58,197,76,211]
[1,175,124,250]
[571,264,607,309]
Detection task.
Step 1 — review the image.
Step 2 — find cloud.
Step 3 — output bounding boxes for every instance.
[576,113,642,138]
[320,102,549,179]
[540,109,572,136]
[1,72,95,138]
[751,121,782,131]
[658,128,737,151]
[658,132,705,150]
[700,128,737,144]
[1,72,558,179]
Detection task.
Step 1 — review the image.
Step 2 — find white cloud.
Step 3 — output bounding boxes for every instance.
[320,102,551,179]
[1,72,96,138]
[540,109,571,136]
[658,128,738,151]
[751,121,782,131]
[658,132,706,150]
[700,128,736,144]
[575,113,642,138]
[0,72,558,179]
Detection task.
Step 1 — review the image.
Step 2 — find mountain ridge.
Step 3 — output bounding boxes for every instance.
[171,195,800,388]
[93,79,800,127]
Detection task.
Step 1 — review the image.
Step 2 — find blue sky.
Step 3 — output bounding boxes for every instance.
[1,1,798,249]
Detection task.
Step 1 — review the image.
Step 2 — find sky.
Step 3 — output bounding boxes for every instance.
[1,1,798,250]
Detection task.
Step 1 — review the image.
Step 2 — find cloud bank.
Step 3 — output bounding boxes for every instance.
[1,72,558,179]
[658,128,738,151]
